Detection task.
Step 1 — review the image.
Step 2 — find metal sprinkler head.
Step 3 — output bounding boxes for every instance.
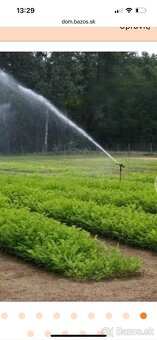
[119,163,125,181]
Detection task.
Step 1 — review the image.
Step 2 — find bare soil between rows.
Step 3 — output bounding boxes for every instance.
[0,240,157,301]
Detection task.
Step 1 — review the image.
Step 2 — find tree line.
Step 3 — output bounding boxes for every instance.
[0,52,157,153]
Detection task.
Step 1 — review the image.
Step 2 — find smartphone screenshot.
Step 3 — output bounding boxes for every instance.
[0,1,156,339]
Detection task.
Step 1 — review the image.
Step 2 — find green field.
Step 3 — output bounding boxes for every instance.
[0,154,156,281]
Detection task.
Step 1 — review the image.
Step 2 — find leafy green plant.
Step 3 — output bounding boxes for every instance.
[0,171,157,255]
[0,207,141,280]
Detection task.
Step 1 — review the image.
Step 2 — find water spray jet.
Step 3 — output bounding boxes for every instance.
[0,69,125,178]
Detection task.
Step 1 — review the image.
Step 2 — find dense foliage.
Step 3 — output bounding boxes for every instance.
[0,199,141,281]
[0,155,157,281]
[0,161,157,252]
[0,52,157,153]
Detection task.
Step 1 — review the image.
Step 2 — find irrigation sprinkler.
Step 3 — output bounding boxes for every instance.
[119,163,125,181]
[101,147,125,181]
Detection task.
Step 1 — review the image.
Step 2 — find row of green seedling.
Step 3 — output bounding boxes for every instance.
[1,176,157,214]
[5,187,157,251]
[0,207,141,280]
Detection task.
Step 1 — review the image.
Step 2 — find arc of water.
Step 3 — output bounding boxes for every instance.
[18,86,119,165]
[0,69,121,167]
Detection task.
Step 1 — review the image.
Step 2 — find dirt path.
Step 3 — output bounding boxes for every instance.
[0,241,157,301]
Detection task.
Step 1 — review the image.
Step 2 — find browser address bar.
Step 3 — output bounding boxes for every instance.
[0,0,156,27]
